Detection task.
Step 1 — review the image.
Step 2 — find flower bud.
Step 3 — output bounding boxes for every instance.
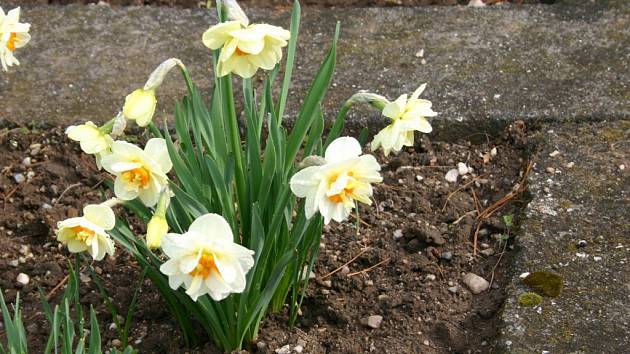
[123,89,157,127]
[144,58,184,91]
[146,214,169,250]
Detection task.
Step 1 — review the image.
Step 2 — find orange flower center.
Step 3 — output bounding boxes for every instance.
[71,226,95,242]
[189,253,218,279]
[121,167,151,188]
[327,172,356,203]
[235,47,248,56]
[7,33,17,52]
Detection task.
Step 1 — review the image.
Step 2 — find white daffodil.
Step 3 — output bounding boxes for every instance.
[122,88,157,127]
[202,20,290,78]
[66,121,114,170]
[56,203,116,261]
[122,58,184,127]
[0,7,31,72]
[159,213,255,301]
[290,137,383,224]
[101,138,172,207]
[370,84,438,156]
[66,121,112,155]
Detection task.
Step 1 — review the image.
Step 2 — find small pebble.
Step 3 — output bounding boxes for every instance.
[322,280,332,288]
[425,274,436,281]
[480,248,495,257]
[577,240,588,248]
[415,49,424,58]
[448,286,458,294]
[377,294,390,301]
[423,340,430,346]
[393,229,404,240]
[445,169,459,183]
[26,171,35,181]
[593,256,602,261]
[42,203,53,210]
[546,167,555,174]
[440,252,453,261]
[22,157,31,166]
[462,273,489,294]
[365,280,374,286]
[275,345,291,354]
[16,273,30,285]
[620,164,626,171]
[566,162,575,168]
[480,243,490,249]
[457,162,469,176]
[111,339,122,347]
[519,272,530,279]
[13,173,25,183]
[340,265,350,276]
[549,150,560,157]
[294,345,304,353]
[9,260,19,267]
[490,147,497,156]
[416,175,423,181]
[365,315,383,329]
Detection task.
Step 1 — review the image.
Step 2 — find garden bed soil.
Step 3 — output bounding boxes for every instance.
[0,122,530,353]
[15,0,552,9]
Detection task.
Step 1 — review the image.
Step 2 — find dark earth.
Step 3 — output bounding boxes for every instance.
[14,0,553,9]
[0,120,532,353]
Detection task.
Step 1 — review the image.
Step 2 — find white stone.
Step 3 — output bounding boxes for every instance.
[445,169,459,183]
[13,173,25,183]
[16,273,30,285]
[275,344,291,354]
[393,229,404,240]
[366,315,383,329]
[425,274,436,281]
[566,162,575,168]
[490,147,498,156]
[549,150,560,157]
[457,162,469,176]
[462,273,489,294]
[294,345,304,353]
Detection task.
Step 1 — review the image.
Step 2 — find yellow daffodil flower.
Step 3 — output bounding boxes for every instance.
[123,58,184,127]
[370,84,438,156]
[56,203,116,261]
[159,213,255,301]
[0,7,31,72]
[202,20,290,78]
[101,138,173,207]
[123,88,157,127]
[146,189,171,250]
[290,137,382,224]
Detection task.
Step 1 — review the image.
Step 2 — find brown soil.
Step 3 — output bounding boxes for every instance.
[16,0,553,9]
[0,122,530,353]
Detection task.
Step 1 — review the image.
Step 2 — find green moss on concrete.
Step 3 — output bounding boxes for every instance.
[518,292,543,307]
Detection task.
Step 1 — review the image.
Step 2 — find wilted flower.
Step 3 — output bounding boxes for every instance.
[101,138,172,207]
[290,137,382,224]
[146,188,171,250]
[0,7,31,72]
[370,84,437,156]
[123,58,184,127]
[56,203,116,261]
[159,213,255,301]
[202,19,290,78]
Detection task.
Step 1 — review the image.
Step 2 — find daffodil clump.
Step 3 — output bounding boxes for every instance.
[53,0,438,351]
[0,6,31,72]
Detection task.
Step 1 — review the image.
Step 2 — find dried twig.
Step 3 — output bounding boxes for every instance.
[441,175,484,212]
[54,182,82,206]
[472,161,533,255]
[347,257,391,277]
[488,239,509,288]
[319,248,370,280]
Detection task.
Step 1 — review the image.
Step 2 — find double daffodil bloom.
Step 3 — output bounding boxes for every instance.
[370,84,438,156]
[0,7,31,72]
[122,58,184,127]
[65,121,114,169]
[101,138,173,207]
[56,203,116,261]
[202,20,290,78]
[160,213,255,301]
[290,137,383,224]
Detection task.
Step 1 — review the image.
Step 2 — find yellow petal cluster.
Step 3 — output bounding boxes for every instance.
[56,204,116,261]
[370,84,438,156]
[202,20,290,78]
[0,7,31,72]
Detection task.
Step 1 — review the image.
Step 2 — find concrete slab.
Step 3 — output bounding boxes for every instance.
[0,1,628,137]
[499,119,630,353]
